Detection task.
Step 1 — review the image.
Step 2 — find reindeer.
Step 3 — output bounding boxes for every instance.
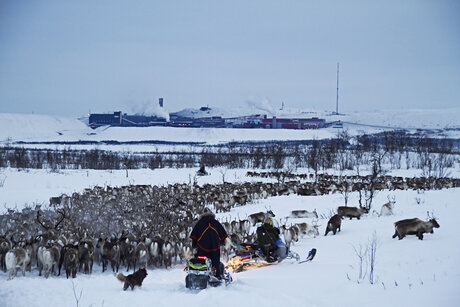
[58,243,77,276]
[294,221,319,237]
[23,241,34,272]
[134,242,149,271]
[392,213,440,240]
[214,199,230,213]
[289,209,318,219]
[63,245,79,278]
[280,224,299,247]
[43,246,60,278]
[149,237,164,268]
[337,206,369,220]
[380,196,396,216]
[0,235,12,272]
[78,239,94,274]
[97,238,120,272]
[220,237,233,262]
[249,209,275,226]
[162,240,175,269]
[5,247,31,280]
[36,209,67,235]
[230,220,240,235]
[325,214,342,236]
[221,220,232,235]
[120,238,137,271]
[36,245,46,276]
[181,243,193,262]
[238,219,252,237]
[229,232,242,245]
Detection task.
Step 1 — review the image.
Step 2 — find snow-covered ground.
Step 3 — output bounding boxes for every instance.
[0,168,459,306]
[0,108,459,306]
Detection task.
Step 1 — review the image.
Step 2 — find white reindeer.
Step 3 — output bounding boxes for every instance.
[5,247,31,280]
[380,195,396,216]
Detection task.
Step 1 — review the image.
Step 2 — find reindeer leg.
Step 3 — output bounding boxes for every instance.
[418,232,424,240]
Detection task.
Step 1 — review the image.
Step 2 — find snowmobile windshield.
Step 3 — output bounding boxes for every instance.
[188,262,208,271]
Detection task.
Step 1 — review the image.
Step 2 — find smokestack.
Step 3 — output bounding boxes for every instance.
[159,98,164,108]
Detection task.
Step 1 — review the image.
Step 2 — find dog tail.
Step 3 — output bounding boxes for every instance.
[116,273,126,282]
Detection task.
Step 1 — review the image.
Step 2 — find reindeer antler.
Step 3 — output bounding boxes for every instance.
[54,209,66,231]
[427,211,437,220]
[36,210,50,230]
[36,209,66,231]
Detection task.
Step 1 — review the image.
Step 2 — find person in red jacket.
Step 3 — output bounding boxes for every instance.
[190,208,228,279]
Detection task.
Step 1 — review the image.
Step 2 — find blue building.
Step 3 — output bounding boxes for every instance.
[89,111,167,129]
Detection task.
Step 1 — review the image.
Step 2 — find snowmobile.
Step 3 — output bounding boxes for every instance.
[226,240,316,273]
[185,256,232,290]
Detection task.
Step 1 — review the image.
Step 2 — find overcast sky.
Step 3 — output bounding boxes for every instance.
[0,0,459,117]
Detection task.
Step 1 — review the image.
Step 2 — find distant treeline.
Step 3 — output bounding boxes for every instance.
[0,131,457,176]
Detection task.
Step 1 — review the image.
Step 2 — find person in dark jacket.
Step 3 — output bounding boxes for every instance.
[190,208,228,278]
[256,217,280,262]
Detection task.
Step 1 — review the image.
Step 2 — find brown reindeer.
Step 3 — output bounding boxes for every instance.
[337,206,369,220]
[63,245,79,278]
[392,215,440,240]
[97,238,120,272]
[325,214,342,236]
[149,237,164,268]
[58,243,77,276]
[120,238,136,271]
[78,239,94,274]
[249,209,275,226]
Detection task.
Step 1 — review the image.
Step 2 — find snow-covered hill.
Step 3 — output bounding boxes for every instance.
[1,107,459,145]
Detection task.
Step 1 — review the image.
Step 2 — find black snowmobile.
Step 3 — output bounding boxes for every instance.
[185,256,232,290]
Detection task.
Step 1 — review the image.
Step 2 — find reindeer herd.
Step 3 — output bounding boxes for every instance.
[1,172,455,280]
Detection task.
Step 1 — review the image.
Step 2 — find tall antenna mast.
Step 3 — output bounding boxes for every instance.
[336,62,339,115]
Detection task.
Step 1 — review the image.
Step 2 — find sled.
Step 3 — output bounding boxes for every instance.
[226,241,304,273]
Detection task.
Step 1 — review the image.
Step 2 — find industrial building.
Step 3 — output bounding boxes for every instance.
[88,99,327,130]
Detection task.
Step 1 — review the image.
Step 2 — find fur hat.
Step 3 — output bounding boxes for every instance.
[199,207,215,219]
